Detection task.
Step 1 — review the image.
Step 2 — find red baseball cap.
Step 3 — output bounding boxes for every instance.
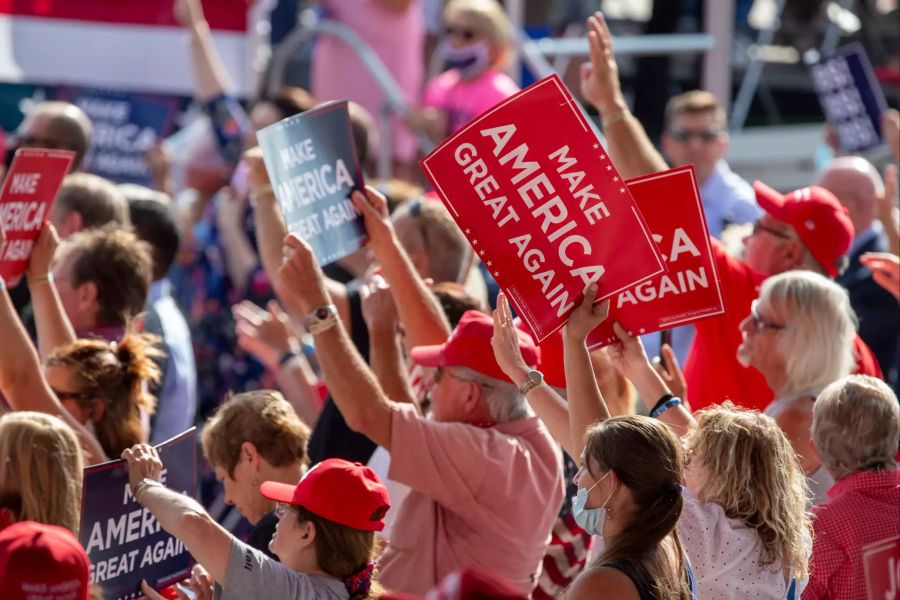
[753,181,853,277]
[0,521,90,600]
[260,459,390,532]
[410,310,538,382]
[515,319,565,388]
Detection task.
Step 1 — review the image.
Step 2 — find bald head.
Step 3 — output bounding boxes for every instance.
[18,101,93,171]
[815,156,884,236]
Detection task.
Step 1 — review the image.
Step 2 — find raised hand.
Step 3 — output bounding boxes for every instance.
[278,233,331,316]
[861,252,900,299]
[652,343,688,401]
[361,273,398,333]
[350,186,396,255]
[491,292,531,382]
[563,284,610,344]
[26,221,59,280]
[580,12,627,116]
[606,321,651,381]
[233,299,298,370]
[121,444,163,493]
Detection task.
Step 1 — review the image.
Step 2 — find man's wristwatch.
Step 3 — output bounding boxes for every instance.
[518,370,544,396]
[304,304,339,336]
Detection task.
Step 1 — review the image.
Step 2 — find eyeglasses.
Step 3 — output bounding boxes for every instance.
[749,299,786,332]
[275,502,298,518]
[752,221,796,241]
[668,129,720,143]
[443,26,477,41]
[51,388,92,403]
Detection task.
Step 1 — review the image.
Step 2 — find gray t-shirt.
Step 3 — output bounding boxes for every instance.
[214,538,349,600]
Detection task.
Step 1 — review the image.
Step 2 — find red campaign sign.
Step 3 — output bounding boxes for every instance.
[0,148,74,281]
[421,74,665,342]
[587,166,725,349]
[863,536,900,600]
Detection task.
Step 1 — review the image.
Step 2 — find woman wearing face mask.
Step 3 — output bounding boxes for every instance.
[123,444,390,600]
[492,287,695,599]
[409,0,519,144]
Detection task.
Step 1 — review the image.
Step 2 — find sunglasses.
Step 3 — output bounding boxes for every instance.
[443,26,477,41]
[668,129,720,143]
[752,222,795,241]
[749,299,786,333]
[51,387,92,403]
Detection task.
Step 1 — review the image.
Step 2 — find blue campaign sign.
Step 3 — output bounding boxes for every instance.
[810,42,889,153]
[56,86,181,185]
[257,100,366,265]
[80,429,197,600]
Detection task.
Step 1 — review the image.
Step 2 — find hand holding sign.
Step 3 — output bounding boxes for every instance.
[350,186,394,256]
[121,444,164,492]
[279,233,331,317]
[25,221,59,281]
[563,284,610,343]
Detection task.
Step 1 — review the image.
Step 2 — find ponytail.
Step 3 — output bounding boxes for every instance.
[46,327,162,457]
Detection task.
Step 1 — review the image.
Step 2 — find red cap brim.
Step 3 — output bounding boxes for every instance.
[753,180,787,220]
[259,481,297,504]
[410,343,448,367]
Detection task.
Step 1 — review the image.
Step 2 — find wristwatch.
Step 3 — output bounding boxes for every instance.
[518,370,544,396]
[304,304,339,336]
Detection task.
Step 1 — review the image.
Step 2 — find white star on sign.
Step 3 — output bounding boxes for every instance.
[639,328,646,334]
[472,239,478,245]
[487,260,493,266]
[599,154,607,160]
[606,165,612,171]
[593,143,599,149]
[479,249,486,255]
[613,176,619,182]
[465,228,471,234]
[620,187,626,193]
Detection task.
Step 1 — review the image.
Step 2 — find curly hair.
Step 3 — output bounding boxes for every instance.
[684,403,811,579]
[46,330,161,458]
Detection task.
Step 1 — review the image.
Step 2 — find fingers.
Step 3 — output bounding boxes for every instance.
[883,164,897,199]
[596,299,610,321]
[268,299,290,323]
[232,301,265,326]
[364,185,389,216]
[611,321,631,343]
[660,343,679,374]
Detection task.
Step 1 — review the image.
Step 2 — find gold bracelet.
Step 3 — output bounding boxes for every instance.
[601,109,632,129]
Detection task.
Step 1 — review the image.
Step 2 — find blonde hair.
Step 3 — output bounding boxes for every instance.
[47,330,161,458]
[762,271,856,398]
[0,412,84,536]
[444,0,512,69]
[685,404,811,579]
[664,90,726,131]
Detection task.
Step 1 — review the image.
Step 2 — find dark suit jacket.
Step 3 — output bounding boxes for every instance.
[837,231,900,386]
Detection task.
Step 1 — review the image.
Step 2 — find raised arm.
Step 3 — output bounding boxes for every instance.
[607,322,695,438]
[174,0,234,101]
[277,233,394,449]
[562,285,612,461]
[491,292,574,456]
[0,229,105,463]
[361,275,418,408]
[27,222,77,360]
[580,12,669,179]
[123,444,233,584]
[352,187,451,347]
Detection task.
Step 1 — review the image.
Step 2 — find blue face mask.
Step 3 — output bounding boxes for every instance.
[572,470,613,536]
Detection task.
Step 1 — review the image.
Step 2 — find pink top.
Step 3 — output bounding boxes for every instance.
[423,68,519,135]
[378,403,563,595]
[312,0,424,161]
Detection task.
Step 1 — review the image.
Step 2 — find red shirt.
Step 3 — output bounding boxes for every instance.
[803,469,900,599]
[685,239,884,413]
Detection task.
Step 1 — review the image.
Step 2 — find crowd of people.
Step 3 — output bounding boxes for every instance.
[0,1,898,599]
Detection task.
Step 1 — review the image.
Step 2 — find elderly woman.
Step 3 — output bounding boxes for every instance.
[736,270,857,503]
[804,375,900,599]
[201,390,310,557]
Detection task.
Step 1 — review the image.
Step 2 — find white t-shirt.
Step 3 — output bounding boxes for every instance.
[678,490,809,598]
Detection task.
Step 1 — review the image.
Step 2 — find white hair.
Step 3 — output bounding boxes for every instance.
[455,366,532,423]
[813,375,900,481]
[761,271,856,398]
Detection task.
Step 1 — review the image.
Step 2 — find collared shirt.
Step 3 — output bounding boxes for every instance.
[804,469,900,599]
[146,279,197,444]
[698,160,762,240]
[378,403,563,595]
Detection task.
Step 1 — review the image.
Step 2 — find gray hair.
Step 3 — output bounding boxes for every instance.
[455,367,532,423]
[761,271,856,398]
[812,375,900,481]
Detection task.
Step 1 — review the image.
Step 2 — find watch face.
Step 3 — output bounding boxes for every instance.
[315,306,330,320]
[529,371,543,384]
